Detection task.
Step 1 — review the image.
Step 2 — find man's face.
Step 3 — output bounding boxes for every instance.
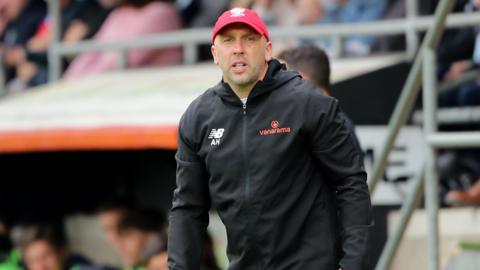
[23,240,62,270]
[211,23,272,91]
[117,229,148,266]
[97,209,124,252]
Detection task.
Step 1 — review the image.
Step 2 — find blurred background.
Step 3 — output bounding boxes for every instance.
[0,0,480,269]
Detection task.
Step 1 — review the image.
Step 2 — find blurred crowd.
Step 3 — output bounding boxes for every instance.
[0,0,459,96]
[436,0,480,206]
[0,198,220,270]
[0,0,183,95]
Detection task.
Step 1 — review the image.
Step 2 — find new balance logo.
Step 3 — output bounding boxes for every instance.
[208,128,224,146]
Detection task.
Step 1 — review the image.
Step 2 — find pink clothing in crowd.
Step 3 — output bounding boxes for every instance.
[63,1,182,80]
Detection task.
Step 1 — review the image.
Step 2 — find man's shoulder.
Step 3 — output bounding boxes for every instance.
[186,86,217,112]
[180,85,218,125]
[276,76,334,107]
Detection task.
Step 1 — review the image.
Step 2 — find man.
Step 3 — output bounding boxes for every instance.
[96,198,136,257]
[16,223,93,270]
[115,208,167,268]
[168,8,372,270]
[277,44,362,154]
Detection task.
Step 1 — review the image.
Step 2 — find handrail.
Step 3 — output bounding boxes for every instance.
[373,0,456,269]
[53,12,480,56]
[45,10,480,82]
[423,47,441,270]
[412,70,480,124]
[412,106,480,125]
[367,0,456,194]
[47,0,62,82]
[405,0,419,58]
[374,163,425,270]
[0,51,4,97]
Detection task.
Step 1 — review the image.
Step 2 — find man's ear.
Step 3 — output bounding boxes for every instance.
[264,40,272,62]
[211,44,218,65]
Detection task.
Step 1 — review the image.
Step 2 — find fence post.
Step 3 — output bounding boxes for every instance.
[47,0,62,82]
[423,47,440,270]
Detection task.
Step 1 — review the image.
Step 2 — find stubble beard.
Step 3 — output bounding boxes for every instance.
[225,65,260,91]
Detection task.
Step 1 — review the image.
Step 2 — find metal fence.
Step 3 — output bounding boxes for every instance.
[44,0,480,81]
[1,0,480,95]
[372,0,480,269]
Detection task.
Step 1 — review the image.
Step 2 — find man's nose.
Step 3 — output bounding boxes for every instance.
[232,40,245,54]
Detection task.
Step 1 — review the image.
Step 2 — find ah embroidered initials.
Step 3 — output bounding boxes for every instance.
[208,128,224,146]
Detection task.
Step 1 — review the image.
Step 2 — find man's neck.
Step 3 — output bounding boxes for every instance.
[228,63,269,99]
[230,83,255,99]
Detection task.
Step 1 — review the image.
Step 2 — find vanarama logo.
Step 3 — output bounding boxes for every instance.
[259,120,291,136]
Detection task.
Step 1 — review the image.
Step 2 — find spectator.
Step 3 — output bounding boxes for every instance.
[115,208,167,267]
[277,44,363,152]
[446,178,480,205]
[4,0,110,94]
[63,0,182,80]
[0,0,46,88]
[229,1,306,54]
[0,217,21,270]
[435,0,480,206]
[96,198,136,258]
[177,0,229,61]
[297,0,387,56]
[178,0,229,28]
[143,232,220,270]
[438,150,480,206]
[230,0,387,55]
[230,0,300,26]
[437,0,480,108]
[106,206,219,270]
[14,223,95,270]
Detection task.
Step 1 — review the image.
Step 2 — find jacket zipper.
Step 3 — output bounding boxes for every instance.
[242,103,251,201]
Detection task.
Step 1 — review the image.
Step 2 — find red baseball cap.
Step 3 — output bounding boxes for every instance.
[212,8,270,43]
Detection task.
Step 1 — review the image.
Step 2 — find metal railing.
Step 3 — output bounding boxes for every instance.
[367,0,456,194]
[45,0,480,83]
[412,65,480,125]
[1,0,479,95]
[0,51,4,97]
[373,0,480,269]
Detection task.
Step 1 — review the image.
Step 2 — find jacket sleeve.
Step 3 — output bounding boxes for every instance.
[305,94,373,270]
[168,114,211,270]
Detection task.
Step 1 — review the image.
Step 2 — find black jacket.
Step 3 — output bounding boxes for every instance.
[168,60,372,270]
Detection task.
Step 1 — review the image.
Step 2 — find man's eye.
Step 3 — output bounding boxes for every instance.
[223,38,233,42]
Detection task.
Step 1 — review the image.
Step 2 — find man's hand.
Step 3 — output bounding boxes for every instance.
[443,60,471,81]
[4,46,26,66]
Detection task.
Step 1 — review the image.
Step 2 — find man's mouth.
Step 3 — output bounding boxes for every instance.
[231,61,247,73]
